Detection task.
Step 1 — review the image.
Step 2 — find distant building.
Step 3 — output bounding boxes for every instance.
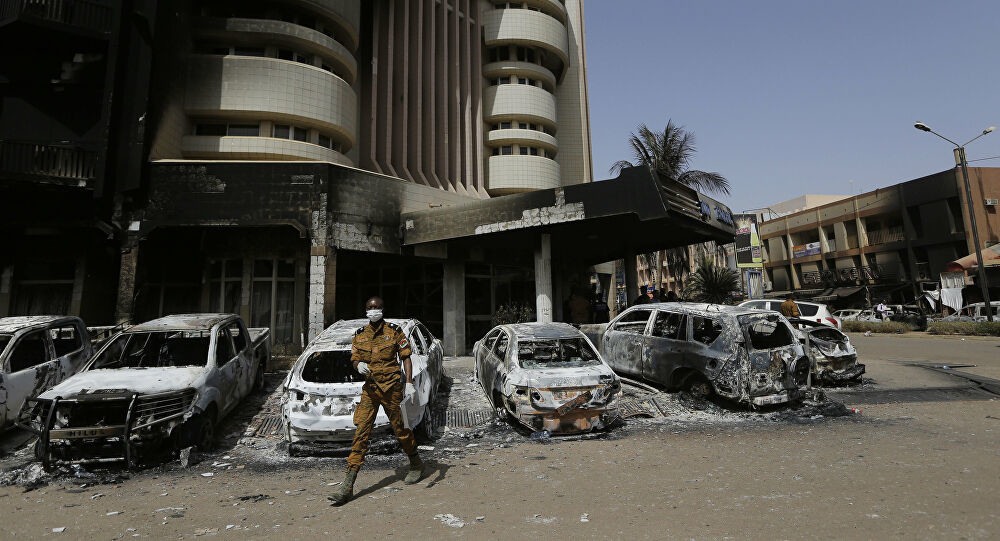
[765,194,849,217]
[758,168,1000,305]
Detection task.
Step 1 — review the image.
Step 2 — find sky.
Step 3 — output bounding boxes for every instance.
[584,0,1000,212]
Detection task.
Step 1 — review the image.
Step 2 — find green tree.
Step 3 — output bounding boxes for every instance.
[610,119,731,196]
[684,255,740,304]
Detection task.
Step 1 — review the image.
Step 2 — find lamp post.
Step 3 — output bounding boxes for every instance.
[914,122,995,321]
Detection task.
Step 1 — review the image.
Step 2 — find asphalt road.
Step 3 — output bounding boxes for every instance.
[1,333,998,539]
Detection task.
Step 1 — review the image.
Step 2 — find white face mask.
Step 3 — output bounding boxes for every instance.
[366,309,383,323]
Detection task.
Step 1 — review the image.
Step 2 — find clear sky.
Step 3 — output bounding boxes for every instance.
[584,0,1000,212]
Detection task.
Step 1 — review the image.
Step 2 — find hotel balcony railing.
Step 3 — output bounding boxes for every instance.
[0,139,99,187]
[0,0,113,35]
[801,265,900,287]
[866,226,906,246]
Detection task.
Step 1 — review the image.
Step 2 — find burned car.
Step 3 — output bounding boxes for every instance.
[473,323,621,434]
[1,316,94,430]
[788,318,865,385]
[282,319,443,452]
[19,314,270,467]
[584,303,809,407]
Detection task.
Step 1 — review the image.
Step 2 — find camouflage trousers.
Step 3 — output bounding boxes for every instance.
[346,379,417,472]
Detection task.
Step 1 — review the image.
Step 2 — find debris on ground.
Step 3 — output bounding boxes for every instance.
[434,513,466,528]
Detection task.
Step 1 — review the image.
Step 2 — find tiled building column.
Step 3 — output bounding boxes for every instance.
[443,259,466,356]
[114,234,140,325]
[535,233,553,323]
[308,245,337,344]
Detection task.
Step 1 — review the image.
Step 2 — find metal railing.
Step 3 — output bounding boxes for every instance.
[0,139,99,185]
[801,265,900,287]
[0,0,113,34]
[866,226,905,246]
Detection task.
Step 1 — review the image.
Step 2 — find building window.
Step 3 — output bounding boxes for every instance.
[499,121,512,129]
[277,49,294,61]
[529,147,539,156]
[518,122,528,129]
[519,146,528,155]
[195,123,227,136]
[209,259,243,314]
[233,46,266,57]
[292,127,308,142]
[273,124,290,138]
[492,148,500,156]
[227,124,260,136]
[318,134,332,148]
[501,145,512,155]
[251,259,295,344]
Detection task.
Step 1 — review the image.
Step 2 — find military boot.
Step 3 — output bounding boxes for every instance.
[328,470,357,506]
[404,453,424,484]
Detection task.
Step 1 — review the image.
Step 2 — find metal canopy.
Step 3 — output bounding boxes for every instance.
[401,167,736,265]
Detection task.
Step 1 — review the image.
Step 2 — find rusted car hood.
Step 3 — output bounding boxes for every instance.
[39,367,206,398]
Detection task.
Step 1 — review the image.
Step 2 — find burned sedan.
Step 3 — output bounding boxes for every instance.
[788,318,865,385]
[473,323,621,434]
[585,303,809,407]
[281,319,443,452]
[19,314,270,467]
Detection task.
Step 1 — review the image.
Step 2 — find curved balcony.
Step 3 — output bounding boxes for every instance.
[194,17,357,84]
[483,8,568,74]
[482,61,556,92]
[487,129,558,153]
[294,0,360,51]
[180,135,352,165]
[525,0,567,23]
[487,155,561,195]
[483,84,557,128]
[185,55,357,149]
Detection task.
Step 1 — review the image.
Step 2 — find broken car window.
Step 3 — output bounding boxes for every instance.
[740,315,795,350]
[797,303,819,317]
[611,309,652,334]
[9,331,49,372]
[90,331,211,369]
[215,329,236,366]
[227,322,247,353]
[301,350,363,383]
[492,332,509,359]
[651,311,684,339]
[49,325,83,357]
[0,334,12,358]
[691,316,724,345]
[517,338,601,369]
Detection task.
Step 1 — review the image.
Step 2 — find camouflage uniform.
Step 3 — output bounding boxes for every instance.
[345,321,417,472]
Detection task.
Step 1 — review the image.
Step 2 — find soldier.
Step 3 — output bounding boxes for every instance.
[329,296,424,505]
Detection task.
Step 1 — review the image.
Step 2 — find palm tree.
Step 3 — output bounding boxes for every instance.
[685,255,740,304]
[610,119,731,196]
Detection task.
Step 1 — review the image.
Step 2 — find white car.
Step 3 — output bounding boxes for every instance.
[832,309,862,321]
[738,299,841,329]
[473,322,621,434]
[0,316,93,430]
[281,319,443,453]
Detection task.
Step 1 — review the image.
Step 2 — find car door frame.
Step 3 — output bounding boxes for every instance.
[47,319,91,386]
[1,327,55,427]
[603,307,655,377]
[483,329,511,406]
[643,309,688,386]
[211,323,241,416]
[227,319,254,400]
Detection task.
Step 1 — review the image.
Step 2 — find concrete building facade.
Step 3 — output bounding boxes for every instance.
[757,168,1000,304]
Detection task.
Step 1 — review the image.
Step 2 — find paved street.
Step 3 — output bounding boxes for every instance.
[2,333,998,539]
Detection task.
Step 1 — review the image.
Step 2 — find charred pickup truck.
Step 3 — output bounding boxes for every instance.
[18,314,270,467]
[474,322,622,434]
[1,316,94,430]
[583,303,809,407]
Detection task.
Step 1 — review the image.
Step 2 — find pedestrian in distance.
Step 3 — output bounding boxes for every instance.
[780,294,800,318]
[329,296,424,506]
[876,299,888,321]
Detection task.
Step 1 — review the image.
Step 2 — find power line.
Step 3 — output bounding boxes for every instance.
[967,155,1000,163]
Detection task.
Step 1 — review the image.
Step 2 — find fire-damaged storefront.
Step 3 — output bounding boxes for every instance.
[112,162,735,355]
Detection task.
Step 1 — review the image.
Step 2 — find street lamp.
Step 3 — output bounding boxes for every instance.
[914,121,996,321]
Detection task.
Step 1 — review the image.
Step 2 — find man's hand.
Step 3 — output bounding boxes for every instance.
[356,362,371,375]
[404,382,416,402]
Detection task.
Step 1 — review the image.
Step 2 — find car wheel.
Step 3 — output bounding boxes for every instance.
[188,413,216,451]
[493,392,509,422]
[254,360,266,394]
[415,403,435,442]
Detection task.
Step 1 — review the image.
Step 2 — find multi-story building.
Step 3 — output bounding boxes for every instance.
[635,241,734,298]
[758,168,1000,304]
[2,0,736,355]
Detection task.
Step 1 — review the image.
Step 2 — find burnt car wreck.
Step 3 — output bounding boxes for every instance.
[18,314,270,467]
[584,303,810,407]
[474,323,622,434]
[789,318,865,385]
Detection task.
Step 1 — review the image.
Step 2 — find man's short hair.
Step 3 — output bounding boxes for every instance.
[365,296,384,307]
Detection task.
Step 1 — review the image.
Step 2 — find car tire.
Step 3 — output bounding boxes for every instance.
[253,360,266,394]
[188,413,216,451]
[493,392,509,422]
[415,403,435,443]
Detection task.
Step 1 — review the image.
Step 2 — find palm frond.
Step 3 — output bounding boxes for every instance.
[686,255,739,304]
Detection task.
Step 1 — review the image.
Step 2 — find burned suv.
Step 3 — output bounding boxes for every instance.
[584,303,809,407]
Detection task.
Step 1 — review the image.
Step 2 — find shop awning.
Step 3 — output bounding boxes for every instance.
[945,242,1000,272]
